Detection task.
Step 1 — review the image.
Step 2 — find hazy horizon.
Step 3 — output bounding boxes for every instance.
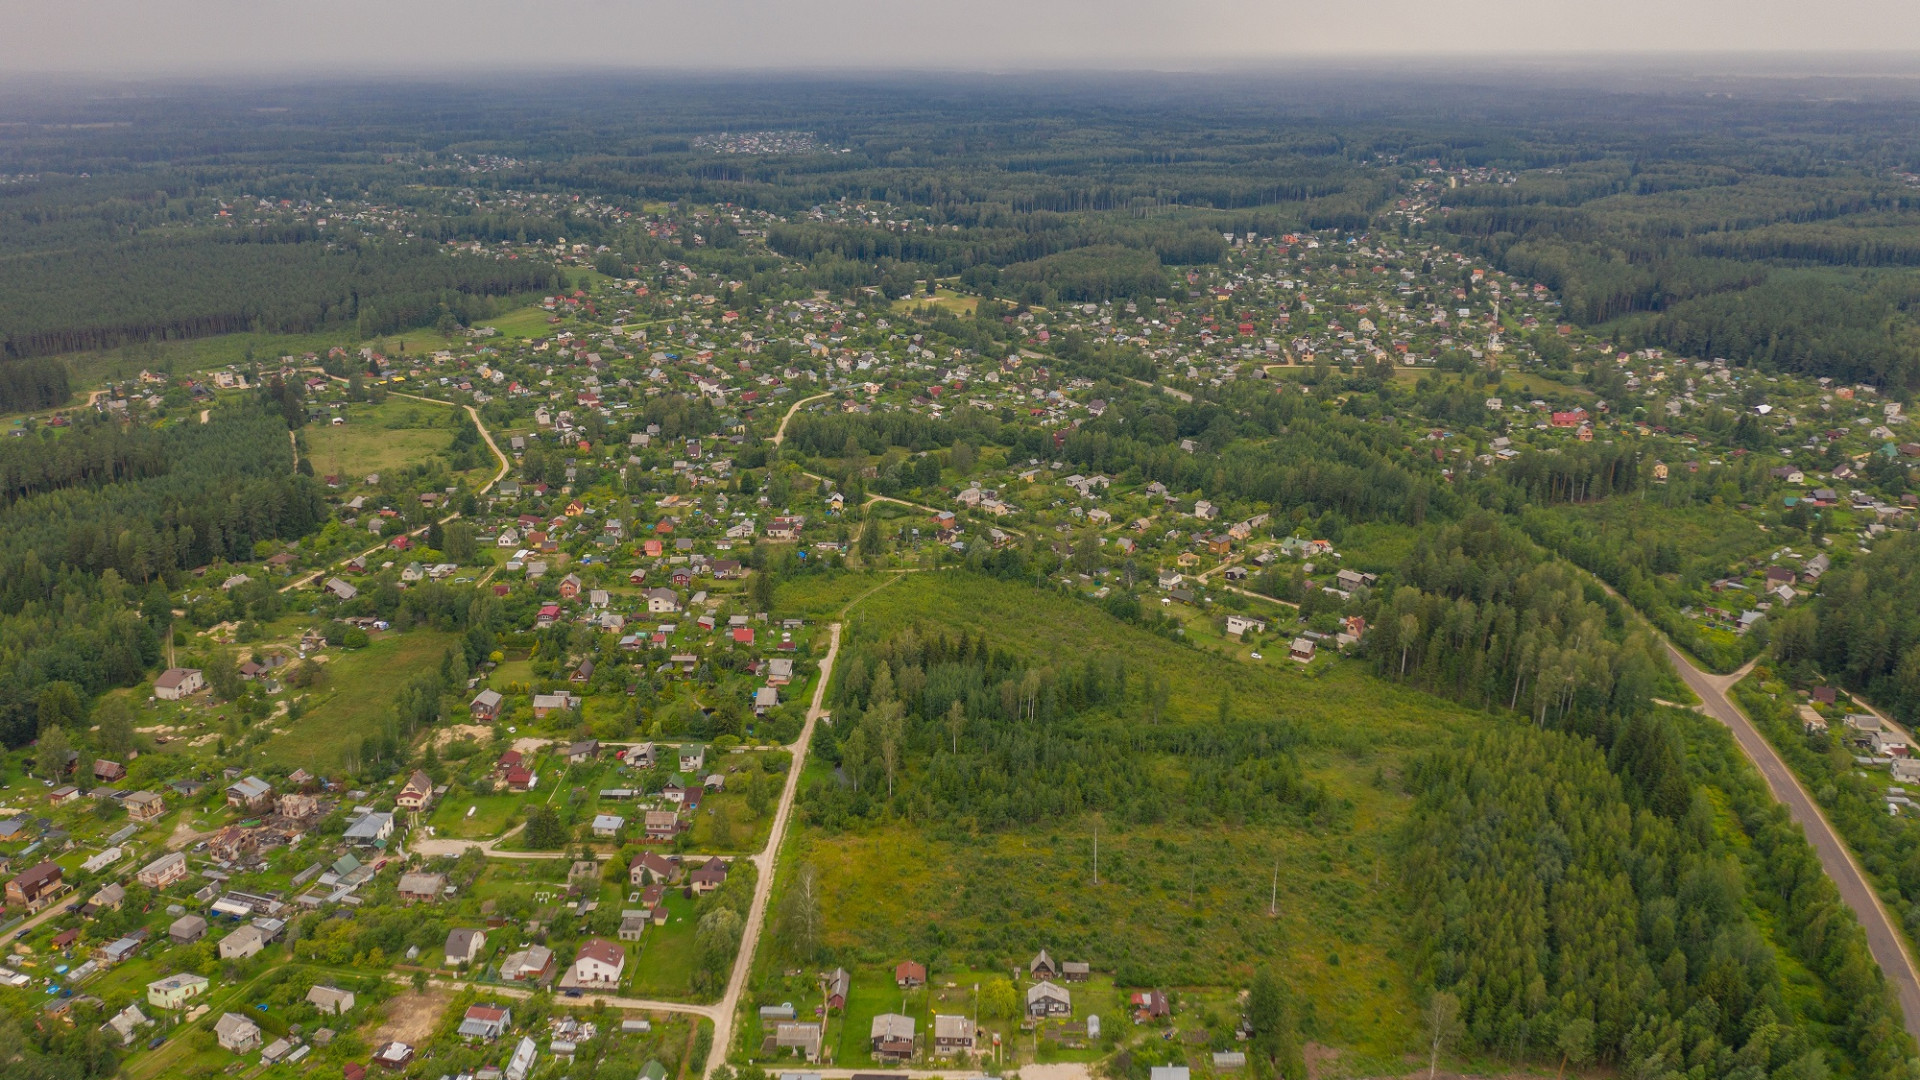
[11,0,1920,76]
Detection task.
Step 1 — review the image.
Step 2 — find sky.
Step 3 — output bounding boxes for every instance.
[8,0,1920,74]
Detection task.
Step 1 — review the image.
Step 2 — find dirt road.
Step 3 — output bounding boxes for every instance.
[705,621,842,1077]
[771,392,832,447]
[1664,644,1920,1042]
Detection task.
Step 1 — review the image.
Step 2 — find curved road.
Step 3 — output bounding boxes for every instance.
[1664,643,1920,1042]
[771,392,833,447]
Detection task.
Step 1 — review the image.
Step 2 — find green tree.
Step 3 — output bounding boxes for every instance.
[524,804,568,849]
[35,681,83,733]
[92,697,136,759]
[35,726,72,782]
[980,978,1018,1021]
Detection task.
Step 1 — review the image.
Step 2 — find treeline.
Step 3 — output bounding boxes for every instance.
[801,622,1325,830]
[0,236,559,359]
[1404,720,1915,1080]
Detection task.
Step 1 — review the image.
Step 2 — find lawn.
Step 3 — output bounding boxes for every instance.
[256,629,460,770]
[303,397,484,483]
[627,889,705,1000]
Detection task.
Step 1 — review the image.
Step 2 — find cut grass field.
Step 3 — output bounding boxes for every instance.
[890,287,979,316]
[303,396,485,482]
[478,305,563,339]
[257,629,460,769]
[754,570,1507,1069]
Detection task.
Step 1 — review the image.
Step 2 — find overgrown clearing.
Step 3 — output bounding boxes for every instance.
[768,572,1484,1066]
[258,629,460,769]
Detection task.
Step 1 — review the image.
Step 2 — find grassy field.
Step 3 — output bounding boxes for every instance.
[748,571,1509,1069]
[303,396,480,482]
[890,287,978,316]
[477,305,562,339]
[628,889,704,1000]
[256,629,460,769]
[774,570,897,620]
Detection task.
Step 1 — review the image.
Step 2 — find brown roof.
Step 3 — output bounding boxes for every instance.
[576,938,624,967]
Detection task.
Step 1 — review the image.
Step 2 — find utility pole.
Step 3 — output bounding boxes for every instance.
[1269,856,1280,917]
[1092,818,1099,885]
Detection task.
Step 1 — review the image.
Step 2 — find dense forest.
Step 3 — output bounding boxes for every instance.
[0,236,559,359]
[0,404,326,746]
[1406,720,1913,1080]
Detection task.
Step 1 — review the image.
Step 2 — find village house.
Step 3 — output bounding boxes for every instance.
[110,784,164,820]
[225,776,273,811]
[774,1022,823,1061]
[1030,949,1060,980]
[169,914,208,944]
[5,861,65,911]
[215,1012,263,1054]
[153,667,205,700]
[500,945,556,984]
[146,972,208,1010]
[459,1004,514,1041]
[644,810,683,842]
[218,923,268,960]
[470,689,504,720]
[306,985,356,1015]
[826,967,852,1010]
[345,810,395,847]
[101,1004,152,1047]
[567,938,626,988]
[1027,980,1073,1017]
[532,692,579,719]
[630,851,680,886]
[933,1014,978,1057]
[396,770,435,811]
[137,851,188,889]
[446,927,487,967]
[397,871,448,904]
[871,1013,916,1062]
[895,960,927,988]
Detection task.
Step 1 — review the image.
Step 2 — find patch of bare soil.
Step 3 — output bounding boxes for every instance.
[432,723,493,749]
[372,987,454,1046]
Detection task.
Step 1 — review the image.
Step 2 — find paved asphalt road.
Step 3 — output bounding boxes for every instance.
[1664,643,1920,1043]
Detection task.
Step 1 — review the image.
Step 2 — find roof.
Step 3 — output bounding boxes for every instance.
[154,667,201,689]
[397,871,446,895]
[576,938,624,967]
[870,1013,915,1040]
[1028,979,1070,1003]
[227,776,271,800]
[215,1012,259,1038]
